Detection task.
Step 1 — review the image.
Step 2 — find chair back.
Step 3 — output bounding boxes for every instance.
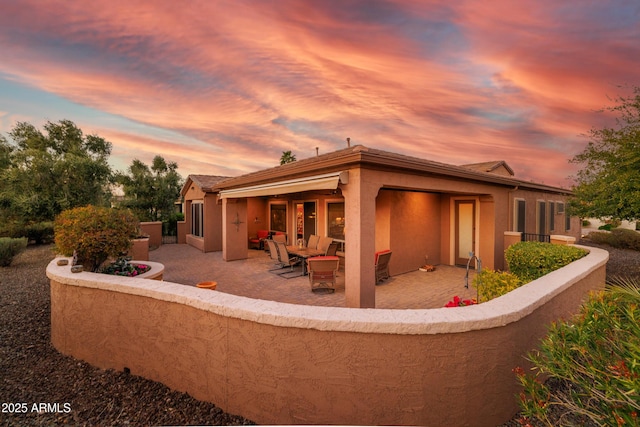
[325,242,339,256]
[266,239,279,262]
[273,233,286,244]
[307,234,319,249]
[257,230,269,239]
[374,250,392,282]
[307,256,340,291]
[275,241,291,263]
[317,236,334,253]
[307,256,340,274]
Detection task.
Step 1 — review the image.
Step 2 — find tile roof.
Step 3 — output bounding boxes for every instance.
[461,160,514,176]
[186,175,230,192]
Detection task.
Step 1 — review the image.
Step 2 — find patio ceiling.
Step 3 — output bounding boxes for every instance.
[218,171,348,199]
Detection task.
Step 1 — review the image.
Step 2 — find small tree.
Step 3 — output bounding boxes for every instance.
[570,86,640,222]
[115,156,182,222]
[54,206,139,272]
[0,120,113,224]
[279,150,296,165]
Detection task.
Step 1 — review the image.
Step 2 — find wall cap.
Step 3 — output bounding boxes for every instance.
[47,245,608,335]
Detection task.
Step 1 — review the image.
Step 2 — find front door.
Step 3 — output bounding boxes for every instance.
[455,200,476,266]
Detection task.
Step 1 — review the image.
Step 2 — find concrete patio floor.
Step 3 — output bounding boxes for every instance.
[149,244,478,309]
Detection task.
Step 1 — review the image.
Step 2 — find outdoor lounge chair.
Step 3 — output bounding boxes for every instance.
[275,241,301,273]
[249,229,269,250]
[307,234,319,249]
[307,256,340,293]
[375,250,392,284]
[324,241,339,256]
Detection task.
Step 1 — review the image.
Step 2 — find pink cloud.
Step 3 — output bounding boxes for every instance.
[0,0,636,187]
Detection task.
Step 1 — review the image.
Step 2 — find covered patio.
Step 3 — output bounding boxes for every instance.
[149,244,477,309]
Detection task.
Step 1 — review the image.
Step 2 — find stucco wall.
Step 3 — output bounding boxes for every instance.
[139,221,162,248]
[376,189,442,274]
[48,246,608,426]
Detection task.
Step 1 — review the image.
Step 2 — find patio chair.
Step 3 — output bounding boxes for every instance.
[375,250,392,284]
[324,241,339,256]
[266,239,285,270]
[275,241,301,272]
[249,229,269,250]
[307,256,340,293]
[307,234,319,249]
[317,236,334,253]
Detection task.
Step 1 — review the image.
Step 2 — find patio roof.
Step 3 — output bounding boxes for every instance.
[219,171,348,199]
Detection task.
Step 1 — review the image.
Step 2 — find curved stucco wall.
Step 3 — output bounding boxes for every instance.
[47,246,608,426]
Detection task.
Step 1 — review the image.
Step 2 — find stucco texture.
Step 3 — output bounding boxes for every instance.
[48,245,607,426]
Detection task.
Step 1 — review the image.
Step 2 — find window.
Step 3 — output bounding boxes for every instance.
[557,202,565,214]
[327,201,345,244]
[191,202,203,237]
[514,199,526,233]
[270,203,287,233]
[537,201,546,235]
[549,202,555,232]
[565,206,571,231]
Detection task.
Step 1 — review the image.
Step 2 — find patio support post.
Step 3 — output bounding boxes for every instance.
[341,168,380,308]
[222,198,249,261]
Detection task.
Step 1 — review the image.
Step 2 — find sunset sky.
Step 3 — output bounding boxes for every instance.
[1,1,638,188]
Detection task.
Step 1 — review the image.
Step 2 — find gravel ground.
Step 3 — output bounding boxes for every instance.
[0,245,253,426]
[1,241,638,426]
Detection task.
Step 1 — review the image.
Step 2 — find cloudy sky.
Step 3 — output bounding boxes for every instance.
[1,1,638,187]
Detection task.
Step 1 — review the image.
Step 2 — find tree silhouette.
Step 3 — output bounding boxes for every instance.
[279,150,296,165]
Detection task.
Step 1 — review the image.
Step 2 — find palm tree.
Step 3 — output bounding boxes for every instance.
[280,150,297,165]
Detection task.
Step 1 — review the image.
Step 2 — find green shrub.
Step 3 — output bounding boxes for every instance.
[54,206,139,272]
[609,228,640,251]
[24,222,55,244]
[505,241,588,283]
[587,230,613,246]
[0,237,28,267]
[473,269,522,302]
[516,278,640,426]
[582,219,591,227]
[588,228,640,251]
[598,223,614,231]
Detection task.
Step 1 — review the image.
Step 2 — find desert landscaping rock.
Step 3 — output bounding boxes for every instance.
[0,245,252,426]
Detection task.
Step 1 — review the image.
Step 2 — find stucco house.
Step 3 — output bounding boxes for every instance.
[180,174,229,252]
[180,145,580,308]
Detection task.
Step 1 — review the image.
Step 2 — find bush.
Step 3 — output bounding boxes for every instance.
[587,230,613,246]
[473,269,522,302]
[505,241,588,283]
[54,206,139,272]
[0,237,28,267]
[24,222,55,244]
[516,278,640,426]
[588,228,640,251]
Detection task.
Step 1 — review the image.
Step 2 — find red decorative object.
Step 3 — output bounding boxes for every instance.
[444,295,477,307]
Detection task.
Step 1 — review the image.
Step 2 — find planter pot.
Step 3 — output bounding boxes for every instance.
[196,281,217,290]
[131,261,164,280]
